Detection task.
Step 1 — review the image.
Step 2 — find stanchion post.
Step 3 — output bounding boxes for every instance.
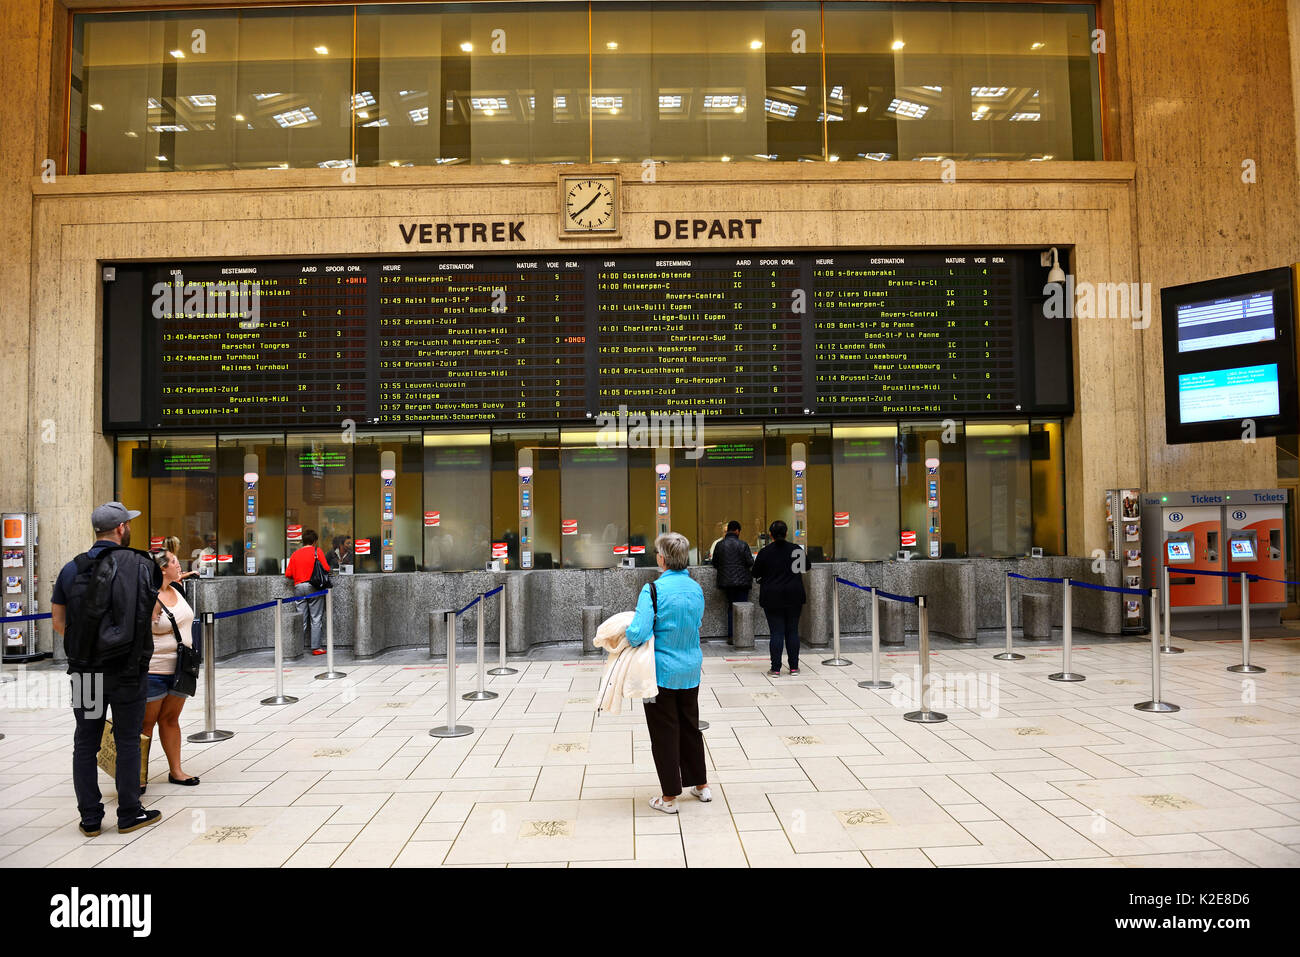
[316,588,346,680]
[1136,587,1179,712]
[858,586,892,690]
[261,599,298,706]
[994,572,1024,661]
[1160,564,1184,654]
[1228,572,1266,674]
[1049,577,1085,681]
[188,612,233,742]
[431,610,472,737]
[904,595,946,723]
[487,581,517,676]
[823,580,851,666]
[464,595,498,701]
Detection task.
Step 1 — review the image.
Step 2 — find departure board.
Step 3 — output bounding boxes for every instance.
[104,249,1066,431]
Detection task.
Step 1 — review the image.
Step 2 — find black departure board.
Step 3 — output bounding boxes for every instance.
[104,249,1067,431]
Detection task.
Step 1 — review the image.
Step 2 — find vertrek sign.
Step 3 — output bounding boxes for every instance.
[399,221,526,244]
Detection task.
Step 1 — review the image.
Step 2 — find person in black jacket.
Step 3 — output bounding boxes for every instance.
[51,502,164,837]
[751,520,810,676]
[710,521,754,638]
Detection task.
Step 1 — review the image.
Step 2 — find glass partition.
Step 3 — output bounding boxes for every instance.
[354,432,422,573]
[764,424,832,560]
[423,431,492,570]
[491,429,559,569]
[696,427,766,560]
[114,438,152,549]
[148,435,218,571]
[560,429,629,568]
[286,434,354,569]
[216,434,285,575]
[1030,419,1066,555]
[899,421,966,558]
[831,424,898,560]
[965,422,1031,557]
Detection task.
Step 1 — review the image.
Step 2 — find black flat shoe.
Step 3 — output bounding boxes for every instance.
[168,775,200,786]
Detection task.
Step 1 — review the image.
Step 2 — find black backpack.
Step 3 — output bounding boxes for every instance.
[63,547,126,669]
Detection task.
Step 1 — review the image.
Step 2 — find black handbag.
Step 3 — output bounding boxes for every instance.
[162,602,201,697]
[308,550,332,591]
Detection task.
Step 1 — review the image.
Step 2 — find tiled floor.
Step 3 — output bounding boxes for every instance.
[1,632,1298,868]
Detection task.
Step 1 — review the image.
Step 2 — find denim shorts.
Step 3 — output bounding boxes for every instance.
[146,672,186,702]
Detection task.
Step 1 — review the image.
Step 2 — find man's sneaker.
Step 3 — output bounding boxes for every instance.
[689,786,713,803]
[78,820,102,838]
[789,667,800,676]
[768,669,781,677]
[118,809,162,833]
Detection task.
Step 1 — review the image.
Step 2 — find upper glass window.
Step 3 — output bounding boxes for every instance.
[69,1,1102,172]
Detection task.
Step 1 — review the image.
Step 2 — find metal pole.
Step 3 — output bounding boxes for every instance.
[1136,588,1179,712]
[1161,564,1183,654]
[487,581,517,676]
[261,599,298,705]
[316,588,345,680]
[431,610,472,737]
[188,613,233,742]
[904,595,945,723]
[1228,572,1266,674]
[1050,577,1085,681]
[859,586,892,690]
[994,572,1024,661]
[464,595,498,701]
[823,579,851,666]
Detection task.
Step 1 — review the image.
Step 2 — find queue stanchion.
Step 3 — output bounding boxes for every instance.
[463,594,497,701]
[487,582,517,676]
[904,595,945,723]
[994,572,1024,661]
[1136,587,1180,713]
[1228,572,1266,674]
[261,598,298,706]
[431,610,472,737]
[316,587,346,680]
[822,580,851,666]
[1160,564,1184,655]
[188,612,233,742]
[1049,577,1085,682]
[858,585,893,690]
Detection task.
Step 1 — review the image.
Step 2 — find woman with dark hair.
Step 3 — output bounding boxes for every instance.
[751,520,810,677]
[325,535,350,570]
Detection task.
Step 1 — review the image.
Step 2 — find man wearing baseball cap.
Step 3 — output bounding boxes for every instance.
[51,502,164,836]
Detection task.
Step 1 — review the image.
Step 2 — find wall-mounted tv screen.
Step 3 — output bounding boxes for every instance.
[1162,267,1297,444]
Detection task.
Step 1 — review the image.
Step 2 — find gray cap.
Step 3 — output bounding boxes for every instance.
[92,501,141,532]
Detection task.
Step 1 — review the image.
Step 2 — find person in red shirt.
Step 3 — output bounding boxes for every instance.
[285,530,330,655]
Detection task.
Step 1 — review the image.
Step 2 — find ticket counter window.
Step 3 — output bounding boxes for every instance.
[423,432,491,571]
[286,435,353,571]
[764,425,832,561]
[115,438,151,550]
[492,430,559,570]
[831,425,899,561]
[149,435,218,573]
[355,433,421,573]
[560,430,629,568]
[217,435,285,576]
[965,422,1031,557]
[696,428,766,562]
[591,1,825,163]
[1030,420,1066,555]
[899,422,967,559]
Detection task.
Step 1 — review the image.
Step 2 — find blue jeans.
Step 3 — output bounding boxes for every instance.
[766,607,801,671]
[72,671,147,827]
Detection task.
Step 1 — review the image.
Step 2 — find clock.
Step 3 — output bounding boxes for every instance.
[559,174,620,236]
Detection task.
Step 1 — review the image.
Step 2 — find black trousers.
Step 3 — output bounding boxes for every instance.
[766,607,802,671]
[72,671,147,826]
[722,585,750,636]
[642,686,707,798]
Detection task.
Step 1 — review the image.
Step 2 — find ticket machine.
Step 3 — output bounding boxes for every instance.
[1160,505,1223,608]
[1225,503,1287,605]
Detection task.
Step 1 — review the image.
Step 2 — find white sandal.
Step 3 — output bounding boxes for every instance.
[649,796,678,814]
[690,786,712,803]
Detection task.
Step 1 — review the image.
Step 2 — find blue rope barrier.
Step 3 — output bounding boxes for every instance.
[1067,579,1152,597]
[834,577,871,592]
[832,577,918,604]
[483,585,504,599]
[213,599,278,620]
[1,612,51,623]
[281,590,328,603]
[1008,572,1065,584]
[455,595,481,616]
[1248,573,1300,586]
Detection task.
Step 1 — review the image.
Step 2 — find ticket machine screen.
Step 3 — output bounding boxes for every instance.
[1230,539,1256,561]
[1167,541,1192,561]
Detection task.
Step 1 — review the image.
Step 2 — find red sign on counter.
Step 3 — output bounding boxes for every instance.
[630,545,646,554]
[354,540,371,555]
[424,511,440,527]
[561,519,578,535]
[900,531,917,547]
[217,554,233,562]
[612,545,628,555]
[491,542,509,559]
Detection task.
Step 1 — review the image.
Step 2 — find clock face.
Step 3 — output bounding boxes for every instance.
[565,179,616,231]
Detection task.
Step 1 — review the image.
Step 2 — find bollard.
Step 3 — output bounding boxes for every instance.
[1227,573,1266,674]
[487,582,517,676]
[431,611,473,737]
[261,599,298,706]
[463,594,498,701]
[316,587,346,680]
[188,613,233,742]
[1136,588,1180,712]
[993,572,1024,661]
[904,595,946,723]
[858,587,893,690]
[822,581,851,666]
[1160,565,1184,655]
[1049,577,1085,682]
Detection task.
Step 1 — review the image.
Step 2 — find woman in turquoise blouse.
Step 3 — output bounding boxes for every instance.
[625,531,711,814]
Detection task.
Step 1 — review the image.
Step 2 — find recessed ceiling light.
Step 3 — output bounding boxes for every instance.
[606,41,618,50]
[1031,42,1045,50]
[314,45,328,55]
[483,108,495,117]
[169,49,184,59]
[156,154,167,161]
[501,158,510,164]
[886,98,928,119]
[460,42,473,52]
[233,113,245,121]
[89,103,103,111]
[357,111,369,120]
[828,154,839,161]
[891,40,905,51]
[733,105,744,113]
[124,131,138,138]
[750,40,763,50]
[720,154,731,162]
[856,105,867,113]
[390,160,400,167]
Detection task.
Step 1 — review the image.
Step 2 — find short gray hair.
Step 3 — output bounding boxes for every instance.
[655,532,691,570]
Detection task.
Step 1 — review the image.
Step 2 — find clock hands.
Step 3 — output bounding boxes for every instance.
[572,190,603,218]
